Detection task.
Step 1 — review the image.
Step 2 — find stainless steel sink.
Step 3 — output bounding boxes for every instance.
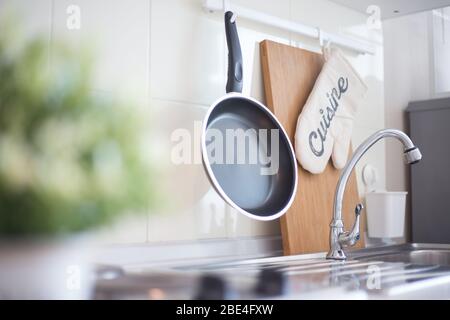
[348,243,450,266]
[94,243,450,299]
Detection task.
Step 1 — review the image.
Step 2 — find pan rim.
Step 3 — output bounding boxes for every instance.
[201,92,298,221]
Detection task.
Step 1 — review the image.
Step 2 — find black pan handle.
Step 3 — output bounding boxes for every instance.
[225,11,243,94]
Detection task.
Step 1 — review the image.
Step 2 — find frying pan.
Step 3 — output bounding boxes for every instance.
[201,11,298,221]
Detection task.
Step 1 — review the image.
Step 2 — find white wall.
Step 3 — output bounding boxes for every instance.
[382,10,450,239]
[432,7,450,94]
[383,12,432,194]
[0,0,385,245]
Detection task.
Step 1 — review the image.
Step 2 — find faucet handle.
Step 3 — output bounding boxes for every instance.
[355,203,363,217]
[339,203,364,247]
[352,203,363,242]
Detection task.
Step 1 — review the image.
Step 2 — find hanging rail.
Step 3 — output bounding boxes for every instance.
[202,0,376,55]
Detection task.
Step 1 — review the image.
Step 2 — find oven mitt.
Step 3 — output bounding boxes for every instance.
[294,47,367,174]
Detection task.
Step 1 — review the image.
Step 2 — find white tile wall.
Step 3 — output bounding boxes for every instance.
[51,0,151,102]
[150,0,226,106]
[0,0,53,71]
[0,0,53,37]
[1,0,385,245]
[146,99,228,241]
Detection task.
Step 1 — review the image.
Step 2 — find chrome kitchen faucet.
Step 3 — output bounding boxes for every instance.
[327,129,422,260]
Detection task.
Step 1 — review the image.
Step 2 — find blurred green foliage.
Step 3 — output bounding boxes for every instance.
[0,21,155,236]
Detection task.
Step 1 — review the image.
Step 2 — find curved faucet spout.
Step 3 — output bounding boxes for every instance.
[327,129,422,260]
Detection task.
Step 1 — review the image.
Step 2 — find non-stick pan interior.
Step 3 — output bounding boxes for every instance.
[204,97,296,218]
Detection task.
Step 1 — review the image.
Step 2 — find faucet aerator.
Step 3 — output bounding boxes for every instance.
[404,146,422,164]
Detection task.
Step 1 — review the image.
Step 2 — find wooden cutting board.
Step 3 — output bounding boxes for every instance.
[260,40,364,255]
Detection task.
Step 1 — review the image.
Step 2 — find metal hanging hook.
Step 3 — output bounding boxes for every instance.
[222,0,236,22]
[317,27,324,47]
